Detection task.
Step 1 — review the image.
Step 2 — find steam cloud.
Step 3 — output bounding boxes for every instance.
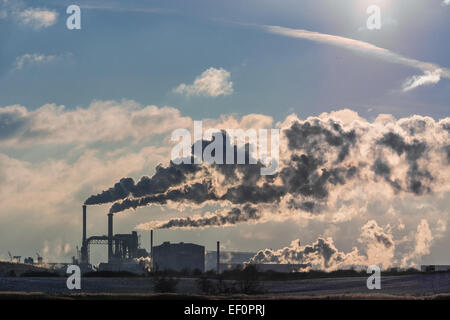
[249,237,364,271]
[85,111,449,235]
[248,220,396,271]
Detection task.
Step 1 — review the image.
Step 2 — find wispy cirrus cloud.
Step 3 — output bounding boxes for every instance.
[174,67,233,97]
[263,25,450,92]
[402,69,442,92]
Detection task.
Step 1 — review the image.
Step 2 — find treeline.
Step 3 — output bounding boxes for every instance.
[147,265,424,281]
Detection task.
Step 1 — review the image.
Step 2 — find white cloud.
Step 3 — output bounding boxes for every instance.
[0,145,169,214]
[402,69,442,92]
[174,67,233,97]
[442,0,450,6]
[0,1,57,29]
[14,53,59,70]
[0,100,276,150]
[17,7,58,29]
[263,25,450,91]
[0,100,193,147]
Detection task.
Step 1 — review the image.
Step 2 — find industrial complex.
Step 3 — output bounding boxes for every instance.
[2,204,450,276]
[76,205,148,274]
[76,205,206,274]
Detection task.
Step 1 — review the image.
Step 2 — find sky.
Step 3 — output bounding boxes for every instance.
[0,0,449,268]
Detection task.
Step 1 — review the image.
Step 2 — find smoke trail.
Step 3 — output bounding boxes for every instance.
[109,180,219,214]
[85,130,264,207]
[84,161,202,205]
[83,111,449,234]
[136,205,260,230]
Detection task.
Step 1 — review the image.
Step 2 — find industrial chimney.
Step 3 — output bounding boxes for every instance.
[82,205,87,246]
[107,213,113,263]
[217,241,220,274]
[150,230,153,258]
[150,230,153,270]
[80,205,88,264]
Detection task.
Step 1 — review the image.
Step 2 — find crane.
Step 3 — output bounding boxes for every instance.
[8,251,20,263]
[36,252,43,264]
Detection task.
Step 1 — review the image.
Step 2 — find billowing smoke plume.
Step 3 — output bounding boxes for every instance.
[84,162,202,205]
[248,220,396,271]
[400,219,437,268]
[85,111,450,231]
[109,180,219,213]
[358,220,395,269]
[248,237,365,272]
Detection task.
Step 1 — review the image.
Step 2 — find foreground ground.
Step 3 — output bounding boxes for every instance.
[0,273,449,299]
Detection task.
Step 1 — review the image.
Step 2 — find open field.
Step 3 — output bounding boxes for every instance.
[0,273,449,299]
[0,262,51,276]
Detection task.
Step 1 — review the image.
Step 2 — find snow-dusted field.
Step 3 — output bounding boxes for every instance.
[0,273,449,297]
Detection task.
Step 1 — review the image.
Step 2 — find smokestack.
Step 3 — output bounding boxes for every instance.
[108,213,113,263]
[217,241,220,274]
[150,230,153,270]
[150,230,153,258]
[82,205,87,245]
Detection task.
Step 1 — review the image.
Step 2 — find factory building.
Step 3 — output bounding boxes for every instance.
[79,205,148,274]
[153,241,205,273]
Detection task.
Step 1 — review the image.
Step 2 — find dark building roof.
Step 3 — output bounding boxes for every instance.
[153,241,205,273]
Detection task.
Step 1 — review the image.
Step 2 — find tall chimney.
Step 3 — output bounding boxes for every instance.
[82,205,87,245]
[217,241,220,274]
[150,230,153,258]
[150,230,153,270]
[108,213,113,263]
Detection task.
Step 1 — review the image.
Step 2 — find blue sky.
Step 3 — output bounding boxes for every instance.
[0,0,449,267]
[1,0,449,120]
